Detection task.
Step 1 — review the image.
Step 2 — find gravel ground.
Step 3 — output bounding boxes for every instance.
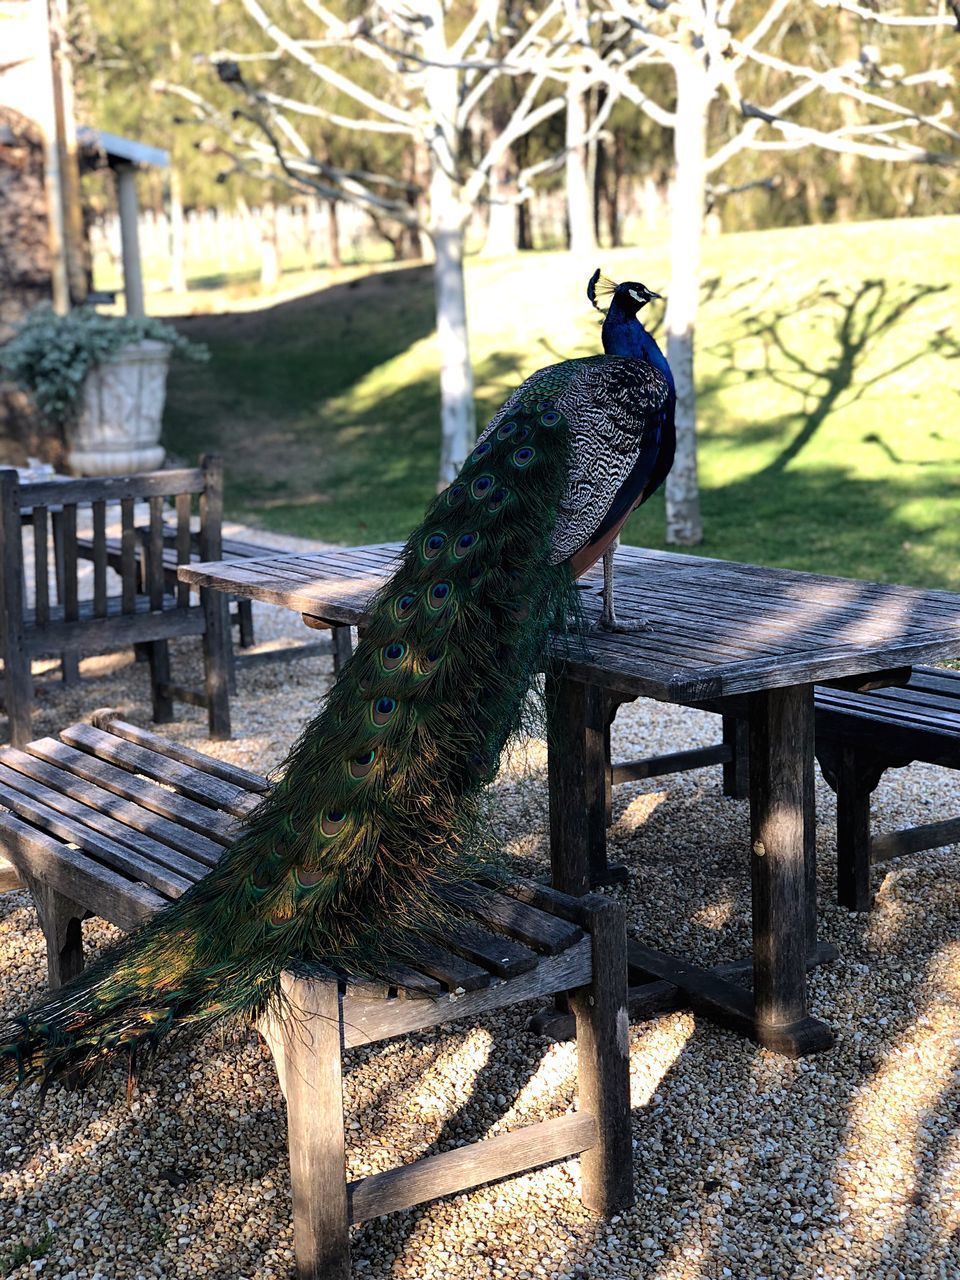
[1,583,959,1280]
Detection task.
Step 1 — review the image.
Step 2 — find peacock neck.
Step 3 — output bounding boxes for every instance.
[601,307,675,396]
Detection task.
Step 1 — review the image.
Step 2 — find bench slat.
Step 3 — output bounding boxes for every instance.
[0,811,166,932]
[60,724,259,817]
[0,777,193,899]
[436,920,539,979]
[442,883,583,955]
[91,714,270,793]
[25,738,240,842]
[0,743,224,867]
[413,941,498,992]
[0,758,211,885]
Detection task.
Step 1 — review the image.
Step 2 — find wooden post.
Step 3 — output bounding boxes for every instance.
[748,686,834,1055]
[198,455,232,740]
[546,672,610,894]
[721,714,749,800]
[569,896,632,1215]
[331,625,353,674]
[279,972,351,1280]
[115,162,145,317]
[836,744,872,912]
[0,469,34,747]
[25,874,85,989]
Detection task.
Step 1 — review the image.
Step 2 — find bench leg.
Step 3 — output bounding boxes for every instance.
[722,714,750,799]
[3,644,34,749]
[330,626,353,675]
[237,598,256,649]
[25,876,85,990]
[279,973,350,1280]
[147,640,175,724]
[201,587,232,740]
[836,744,873,912]
[570,896,633,1215]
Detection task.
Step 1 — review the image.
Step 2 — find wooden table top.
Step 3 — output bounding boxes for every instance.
[180,543,960,704]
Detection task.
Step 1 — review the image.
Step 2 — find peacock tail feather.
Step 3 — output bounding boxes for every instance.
[0,368,584,1091]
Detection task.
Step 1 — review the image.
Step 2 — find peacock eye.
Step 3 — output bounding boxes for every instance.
[381,642,406,670]
[423,532,446,559]
[512,447,535,467]
[349,748,376,779]
[321,809,347,836]
[487,487,509,513]
[454,531,477,557]
[371,696,398,726]
[428,581,452,609]
[540,410,560,427]
[496,421,517,440]
[535,399,553,412]
[471,440,492,461]
[447,483,465,506]
[471,474,494,498]
[394,593,416,621]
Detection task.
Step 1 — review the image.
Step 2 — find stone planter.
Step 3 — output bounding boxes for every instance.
[67,339,170,475]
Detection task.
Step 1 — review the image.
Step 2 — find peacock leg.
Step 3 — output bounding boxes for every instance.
[599,539,649,633]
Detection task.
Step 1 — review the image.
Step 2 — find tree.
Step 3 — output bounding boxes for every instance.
[164,0,590,487]
[588,0,960,543]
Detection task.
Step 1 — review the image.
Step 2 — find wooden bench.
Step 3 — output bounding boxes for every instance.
[603,665,960,913]
[0,713,632,1279]
[76,527,354,672]
[0,460,232,747]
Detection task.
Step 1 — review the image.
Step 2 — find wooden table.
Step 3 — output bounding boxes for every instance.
[181,543,960,1056]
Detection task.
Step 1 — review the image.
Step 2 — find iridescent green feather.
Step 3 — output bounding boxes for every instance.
[1,376,580,1091]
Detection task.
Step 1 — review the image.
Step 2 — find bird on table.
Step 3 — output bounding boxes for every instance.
[1,270,675,1091]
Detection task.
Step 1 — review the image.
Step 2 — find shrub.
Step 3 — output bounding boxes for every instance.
[0,307,208,424]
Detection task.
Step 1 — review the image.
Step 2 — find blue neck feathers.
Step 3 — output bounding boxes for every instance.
[601,302,675,395]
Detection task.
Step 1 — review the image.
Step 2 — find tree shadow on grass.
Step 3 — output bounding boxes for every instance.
[702,277,952,478]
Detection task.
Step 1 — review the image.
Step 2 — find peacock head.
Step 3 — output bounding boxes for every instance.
[587,269,661,318]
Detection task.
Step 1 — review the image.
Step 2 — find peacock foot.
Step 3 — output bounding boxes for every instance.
[597,614,651,634]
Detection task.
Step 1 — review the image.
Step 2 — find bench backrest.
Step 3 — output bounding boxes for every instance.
[0,454,223,637]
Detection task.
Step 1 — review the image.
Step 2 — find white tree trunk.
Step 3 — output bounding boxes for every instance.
[483,164,519,257]
[420,5,476,489]
[431,207,476,489]
[565,73,595,257]
[664,44,708,546]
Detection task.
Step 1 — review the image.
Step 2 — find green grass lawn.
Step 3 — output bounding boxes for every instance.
[162,216,960,590]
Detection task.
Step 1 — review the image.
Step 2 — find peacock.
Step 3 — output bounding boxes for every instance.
[0,271,675,1092]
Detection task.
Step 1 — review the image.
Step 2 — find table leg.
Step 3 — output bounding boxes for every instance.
[546,672,622,894]
[749,685,834,1056]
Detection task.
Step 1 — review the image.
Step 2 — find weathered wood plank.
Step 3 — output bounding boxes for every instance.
[0,777,194,898]
[89,713,269,792]
[871,816,960,863]
[0,812,166,931]
[348,1113,596,1224]
[20,469,206,508]
[59,724,257,817]
[569,896,632,1215]
[25,738,240,842]
[340,938,592,1048]
[611,743,730,786]
[441,881,583,954]
[0,744,225,866]
[278,974,351,1280]
[0,760,209,885]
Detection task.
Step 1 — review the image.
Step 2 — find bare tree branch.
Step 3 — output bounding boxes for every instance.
[816,0,960,30]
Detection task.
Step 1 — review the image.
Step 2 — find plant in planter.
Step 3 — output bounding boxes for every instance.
[0,307,208,475]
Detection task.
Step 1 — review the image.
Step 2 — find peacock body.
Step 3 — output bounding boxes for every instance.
[1,275,675,1091]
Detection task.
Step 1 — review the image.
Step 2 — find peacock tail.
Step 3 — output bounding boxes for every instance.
[0,366,585,1091]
